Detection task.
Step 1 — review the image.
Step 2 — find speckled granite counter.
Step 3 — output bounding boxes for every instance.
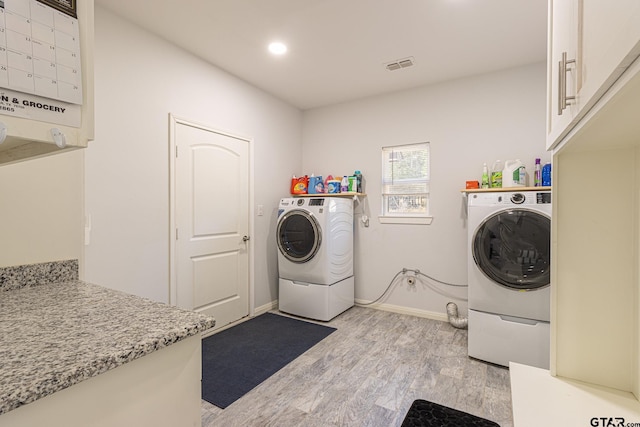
[0,259,79,291]
[0,261,215,416]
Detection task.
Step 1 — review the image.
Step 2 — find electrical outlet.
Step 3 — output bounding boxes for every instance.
[257,205,264,216]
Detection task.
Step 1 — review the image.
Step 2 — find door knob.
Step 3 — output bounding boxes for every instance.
[242,236,250,242]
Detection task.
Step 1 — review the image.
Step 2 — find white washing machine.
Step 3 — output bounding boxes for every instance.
[276,197,354,321]
[467,190,551,369]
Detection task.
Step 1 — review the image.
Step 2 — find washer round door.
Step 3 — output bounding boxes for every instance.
[277,209,322,263]
[472,208,550,291]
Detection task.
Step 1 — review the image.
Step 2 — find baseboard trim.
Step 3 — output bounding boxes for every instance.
[254,299,449,324]
[254,300,278,316]
[355,300,448,323]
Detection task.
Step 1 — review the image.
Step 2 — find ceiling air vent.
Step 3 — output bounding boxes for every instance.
[385,57,415,71]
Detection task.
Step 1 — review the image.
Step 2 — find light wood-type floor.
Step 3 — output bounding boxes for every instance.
[201,306,513,427]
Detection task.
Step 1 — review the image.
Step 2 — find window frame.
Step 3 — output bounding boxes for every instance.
[379,142,433,225]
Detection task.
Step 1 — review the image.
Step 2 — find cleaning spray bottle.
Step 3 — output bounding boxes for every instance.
[481,163,489,189]
[491,160,502,188]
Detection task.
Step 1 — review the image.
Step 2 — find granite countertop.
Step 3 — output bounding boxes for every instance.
[0,278,215,415]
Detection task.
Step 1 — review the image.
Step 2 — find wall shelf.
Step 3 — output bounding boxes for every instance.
[461,186,551,193]
[292,192,366,197]
[292,192,366,201]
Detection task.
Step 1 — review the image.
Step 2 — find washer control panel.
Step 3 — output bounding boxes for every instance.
[501,192,551,205]
[510,193,526,204]
[536,192,551,204]
[469,191,551,206]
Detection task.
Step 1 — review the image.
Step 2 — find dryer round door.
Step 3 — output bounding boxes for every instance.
[277,209,322,263]
[472,208,550,291]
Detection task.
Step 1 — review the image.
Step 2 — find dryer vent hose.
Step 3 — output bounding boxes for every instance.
[446,302,468,329]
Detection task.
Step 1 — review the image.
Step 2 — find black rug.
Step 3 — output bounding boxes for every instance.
[401,400,500,427]
[201,312,336,409]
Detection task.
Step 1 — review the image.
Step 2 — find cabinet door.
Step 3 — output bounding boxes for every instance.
[580,0,640,112]
[546,0,581,150]
[547,0,640,151]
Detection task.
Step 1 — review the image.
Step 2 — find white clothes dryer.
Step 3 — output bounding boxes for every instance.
[467,190,551,369]
[276,197,354,321]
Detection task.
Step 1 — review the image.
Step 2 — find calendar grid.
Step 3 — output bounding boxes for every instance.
[0,0,82,105]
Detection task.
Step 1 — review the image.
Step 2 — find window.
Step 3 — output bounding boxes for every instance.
[380,142,431,224]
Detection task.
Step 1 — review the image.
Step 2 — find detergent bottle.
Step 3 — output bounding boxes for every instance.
[502,159,526,187]
[542,163,552,186]
[290,175,309,194]
[340,176,349,192]
[308,174,324,194]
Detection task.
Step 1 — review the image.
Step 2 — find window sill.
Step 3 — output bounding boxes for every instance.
[378,216,433,225]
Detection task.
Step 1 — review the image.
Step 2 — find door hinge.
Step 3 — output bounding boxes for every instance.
[175,228,178,240]
[175,146,178,158]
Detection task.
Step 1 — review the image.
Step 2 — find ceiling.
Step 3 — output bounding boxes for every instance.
[94,0,548,110]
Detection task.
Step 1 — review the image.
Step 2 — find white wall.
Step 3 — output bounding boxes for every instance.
[84,6,302,305]
[301,63,548,317]
[1,7,546,322]
[0,150,83,268]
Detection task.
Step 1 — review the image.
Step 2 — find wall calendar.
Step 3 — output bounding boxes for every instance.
[0,0,82,106]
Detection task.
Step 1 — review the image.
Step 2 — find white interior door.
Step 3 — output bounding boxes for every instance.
[171,117,250,330]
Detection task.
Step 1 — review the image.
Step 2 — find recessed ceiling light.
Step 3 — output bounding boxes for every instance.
[268,42,287,55]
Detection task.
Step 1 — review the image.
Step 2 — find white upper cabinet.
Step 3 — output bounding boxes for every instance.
[547,0,581,150]
[0,0,94,166]
[546,0,640,150]
[581,0,640,104]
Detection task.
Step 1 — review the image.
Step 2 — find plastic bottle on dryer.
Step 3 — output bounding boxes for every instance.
[354,170,363,193]
[340,176,349,192]
[542,163,552,186]
[491,160,502,188]
[534,158,542,187]
[502,159,526,187]
[308,174,324,194]
[481,163,489,189]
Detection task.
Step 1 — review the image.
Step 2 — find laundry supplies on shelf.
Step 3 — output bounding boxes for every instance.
[491,160,502,188]
[291,171,365,195]
[542,163,552,186]
[502,159,526,187]
[534,158,542,187]
[340,176,349,192]
[308,175,324,194]
[353,170,363,193]
[290,175,308,194]
[326,179,341,193]
[481,163,490,189]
